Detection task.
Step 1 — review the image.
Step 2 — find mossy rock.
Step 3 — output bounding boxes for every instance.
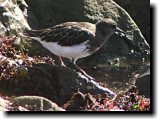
[13,96,65,111]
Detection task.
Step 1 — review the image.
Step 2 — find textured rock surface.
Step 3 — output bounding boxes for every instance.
[113,0,150,44]
[65,91,96,111]
[0,63,116,105]
[0,95,64,111]
[0,0,30,36]
[14,96,65,111]
[0,96,28,111]
[135,70,150,98]
[0,97,10,111]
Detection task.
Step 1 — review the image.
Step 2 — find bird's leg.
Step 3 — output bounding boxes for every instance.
[59,57,66,67]
[73,59,95,80]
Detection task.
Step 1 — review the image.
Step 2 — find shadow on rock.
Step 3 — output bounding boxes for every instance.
[0,63,116,106]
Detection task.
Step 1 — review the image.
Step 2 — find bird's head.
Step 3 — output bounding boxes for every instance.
[96,18,125,38]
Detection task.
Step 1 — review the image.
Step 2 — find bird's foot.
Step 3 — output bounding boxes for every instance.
[84,73,95,81]
[72,62,95,81]
[58,57,67,67]
[78,69,95,81]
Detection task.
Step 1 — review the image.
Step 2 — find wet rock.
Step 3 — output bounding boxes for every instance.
[135,70,150,97]
[64,91,96,111]
[0,63,116,106]
[13,96,65,111]
[113,0,150,44]
[65,91,86,111]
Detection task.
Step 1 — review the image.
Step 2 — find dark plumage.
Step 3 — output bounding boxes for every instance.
[26,22,95,46]
[25,18,119,48]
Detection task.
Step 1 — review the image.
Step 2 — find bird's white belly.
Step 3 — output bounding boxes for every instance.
[31,37,90,59]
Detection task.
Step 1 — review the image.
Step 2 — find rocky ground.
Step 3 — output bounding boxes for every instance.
[0,0,150,111]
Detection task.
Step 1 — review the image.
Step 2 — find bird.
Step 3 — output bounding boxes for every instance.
[25,18,125,80]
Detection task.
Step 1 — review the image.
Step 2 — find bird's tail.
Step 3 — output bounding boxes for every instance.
[23,29,42,37]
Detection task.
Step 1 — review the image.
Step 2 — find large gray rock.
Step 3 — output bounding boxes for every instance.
[0,95,64,111]
[0,97,11,111]
[135,70,150,98]
[0,96,28,111]
[113,0,150,44]
[0,63,116,105]
[0,0,30,36]
[13,96,65,111]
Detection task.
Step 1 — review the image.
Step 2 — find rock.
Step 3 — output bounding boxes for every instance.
[0,0,30,36]
[64,91,96,111]
[65,91,86,111]
[0,97,10,111]
[25,0,150,67]
[135,70,150,97]
[0,96,28,111]
[1,95,64,111]
[13,96,65,111]
[113,0,150,45]
[0,21,6,36]
[0,63,117,105]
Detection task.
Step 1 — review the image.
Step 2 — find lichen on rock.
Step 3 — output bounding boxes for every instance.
[0,0,30,36]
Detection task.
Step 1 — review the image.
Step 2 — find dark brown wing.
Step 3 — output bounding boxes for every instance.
[25,22,96,46]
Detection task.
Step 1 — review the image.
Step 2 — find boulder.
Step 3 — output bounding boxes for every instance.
[64,91,96,111]
[113,0,150,44]
[0,95,64,111]
[0,0,30,36]
[0,63,116,105]
[13,96,65,111]
[0,96,28,111]
[0,97,11,111]
[135,70,150,97]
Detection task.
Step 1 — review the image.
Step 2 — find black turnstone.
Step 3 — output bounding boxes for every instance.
[25,18,125,79]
